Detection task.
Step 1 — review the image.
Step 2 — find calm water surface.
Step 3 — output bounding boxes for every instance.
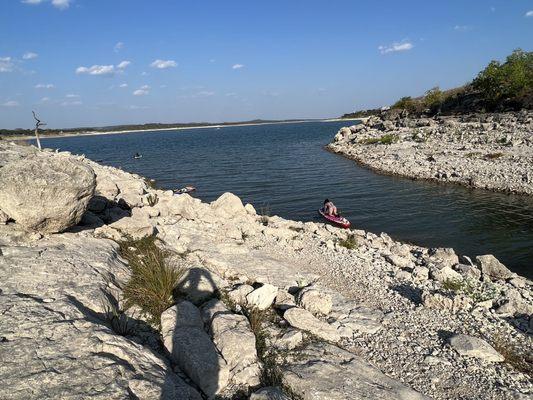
[41,121,533,278]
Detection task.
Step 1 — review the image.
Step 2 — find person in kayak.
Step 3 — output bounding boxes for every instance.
[323,199,338,216]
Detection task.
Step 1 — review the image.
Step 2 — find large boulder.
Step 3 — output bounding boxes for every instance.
[246,284,278,310]
[0,153,96,233]
[211,192,247,219]
[476,254,513,281]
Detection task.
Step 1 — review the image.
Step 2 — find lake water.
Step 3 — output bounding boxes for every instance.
[41,121,533,279]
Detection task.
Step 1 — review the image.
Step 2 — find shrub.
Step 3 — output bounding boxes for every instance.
[442,278,499,303]
[360,134,399,145]
[119,235,183,328]
[338,235,358,250]
[146,193,158,207]
[491,336,533,378]
[101,294,137,336]
[484,152,504,160]
[423,87,444,113]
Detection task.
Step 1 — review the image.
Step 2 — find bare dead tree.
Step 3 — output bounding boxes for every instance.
[32,111,46,150]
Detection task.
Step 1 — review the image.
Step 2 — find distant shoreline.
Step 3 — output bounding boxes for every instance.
[3,118,362,141]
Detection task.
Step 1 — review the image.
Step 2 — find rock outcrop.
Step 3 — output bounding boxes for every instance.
[0,146,96,233]
[328,111,533,195]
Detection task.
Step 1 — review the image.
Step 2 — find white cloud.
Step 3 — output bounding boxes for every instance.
[119,83,128,88]
[133,89,149,96]
[150,59,177,69]
[76,64,115,76]
[114,42,124,52]
[61,100,82,106]
[0,57,14,72]
[225,92,237,97]
[378,42,413,54]
[23,52,38,60]
[2,100,20,107]
[35,83,55,89]
[454,25,471,32]
[140,84,151,90]
[51,0,71,9]
[232,64,244,69]
[40,97,50,102]
[141,71,148,76]
[65,94,79,98]
[195,91,215,97]
[21,0,44,4]
[526,11,533,17]
[117,60,131,69]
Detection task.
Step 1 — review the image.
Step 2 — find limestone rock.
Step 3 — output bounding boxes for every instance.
[429,248,459,268]
[0,208,9,224]
[251,387,290,400]
[211,192,247,219]
[283,307,341,343]
[430,265,463,283]
[109,208,155,240]
[296,286,333,315]
[246,284,278,310]
[0,153,96,233]
[161,302,229,397]
[227,284,254,306]
[282,342,431,400]
[245,203,257,215]
[202,300,261,387]
[160,301,204,330]
[476,254,513,281]
[448,334,504,362]
[274,290,296,310]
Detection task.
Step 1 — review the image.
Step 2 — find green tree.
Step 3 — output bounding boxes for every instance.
[423,87,444,113]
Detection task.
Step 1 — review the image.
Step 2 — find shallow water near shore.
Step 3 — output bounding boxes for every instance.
[40,121,533,279]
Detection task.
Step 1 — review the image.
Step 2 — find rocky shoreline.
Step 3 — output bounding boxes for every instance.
[328,111,533,196]
[0,141,532,399]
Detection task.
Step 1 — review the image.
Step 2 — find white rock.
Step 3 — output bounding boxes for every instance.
[227,284,254,306]
[283,307,341,343]
[476,254,513,281]
[296,286,333,315]
[211,192,247,219]
[246,284,278,310]
[448,333,504,362]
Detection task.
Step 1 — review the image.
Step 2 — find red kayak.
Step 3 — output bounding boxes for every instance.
[318,209,351,229]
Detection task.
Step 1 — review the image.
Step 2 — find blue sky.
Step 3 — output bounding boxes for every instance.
[1,0,532,129]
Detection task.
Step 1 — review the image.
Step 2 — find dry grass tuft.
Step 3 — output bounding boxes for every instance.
[119,235,182,328]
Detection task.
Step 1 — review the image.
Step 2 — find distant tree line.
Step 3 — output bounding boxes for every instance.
[0,119,303,138]
[342,49,532,118]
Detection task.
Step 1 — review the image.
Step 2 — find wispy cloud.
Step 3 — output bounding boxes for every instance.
[76,64,115,76]
[65,94,79,98]
[114,42,124,52]
[35,83,55,89]
[116,60,131,69]
[0,57,14,72]
[119,83,128,88]
[232,64,244,69]
[2,100,20,107]
[453,25,472,32]
[23,0,72,9]
[150,59,177,69]
[51,0,71,9]
[526,10,533,17]
[195,91,215,97]
[23,52,38,60]
[378,41,413,54]
[40,97,50,102]
[131,85,150,96]
[61,99,82,106]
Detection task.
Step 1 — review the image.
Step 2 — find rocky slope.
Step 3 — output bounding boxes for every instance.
[328,111,533,195]
[0,141,532,399]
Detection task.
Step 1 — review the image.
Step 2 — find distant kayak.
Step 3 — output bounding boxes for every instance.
[318,209,351,229]
[174,186,196,195]
[133,153,142,159]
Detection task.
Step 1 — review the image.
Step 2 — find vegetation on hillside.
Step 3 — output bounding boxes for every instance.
[342,49,532,118]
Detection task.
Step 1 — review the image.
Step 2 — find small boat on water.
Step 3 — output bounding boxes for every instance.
[318,208,351,229]
[133,153,143,159]
[174,186,196,195]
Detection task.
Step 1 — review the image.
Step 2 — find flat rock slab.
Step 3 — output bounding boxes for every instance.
[283,342,431,400]
[283,307,341,343]
[448,333,504,362]
[0,235,200,400]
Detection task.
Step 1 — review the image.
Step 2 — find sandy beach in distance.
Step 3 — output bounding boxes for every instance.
[4,118,363,141]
